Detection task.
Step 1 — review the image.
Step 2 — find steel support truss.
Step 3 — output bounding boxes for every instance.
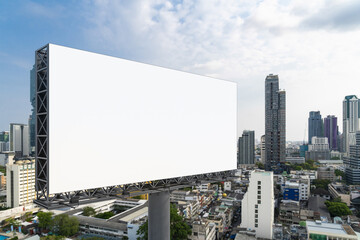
[34,44,236,209]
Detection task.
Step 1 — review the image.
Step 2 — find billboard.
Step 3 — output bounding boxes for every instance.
[46,44,237,194]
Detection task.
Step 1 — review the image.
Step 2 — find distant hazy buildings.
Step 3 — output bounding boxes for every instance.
[324,115,338,151]
[308,111,323,144]
[9,124,29,157]
[344,132,360,185]
[299,144,308,158]
[0,131,9,152]
[238,130,255,165]
[343,95,360,155]
[6,157,36,208]
[306,136,330,161]
[241,170,274,239]
[265,74,286,170]
[0,131,9,142]
[29,65,36,156]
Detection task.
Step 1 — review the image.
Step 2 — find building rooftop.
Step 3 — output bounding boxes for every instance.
[308,196,331,221]
[306,221,356,237]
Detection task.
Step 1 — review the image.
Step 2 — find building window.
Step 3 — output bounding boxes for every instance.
[255,214,258,218]
[257,195,261,199]
[255,224,258,228]
[255,209,258,213]
[258,190,261,194]
[258,200,261,204]
[258,186,261,190]
[255,205,258,209]
[258,181,261,185]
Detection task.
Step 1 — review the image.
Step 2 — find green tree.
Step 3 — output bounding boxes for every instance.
[52,214,79,237]
[331,156,340,160]
[335,169,345,178]
[83,206,96,217]
[40,236,65,240]
[37,212,53,230]
[294,165,302,171]
[94,211,114,219]
[137,204,191,240]
[4,218,20,228]
[312,179,331,190]
[255,162,264,170]
[325,201,352,216]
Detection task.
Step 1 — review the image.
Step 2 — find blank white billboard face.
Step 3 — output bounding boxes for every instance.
[48,44,237,194]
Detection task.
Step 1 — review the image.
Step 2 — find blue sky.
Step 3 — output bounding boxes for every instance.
[1,0,360,140]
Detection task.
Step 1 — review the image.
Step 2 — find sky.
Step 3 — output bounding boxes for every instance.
[1,0,360,141]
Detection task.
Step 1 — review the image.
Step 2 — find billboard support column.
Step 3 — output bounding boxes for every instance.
[148,190,170,240]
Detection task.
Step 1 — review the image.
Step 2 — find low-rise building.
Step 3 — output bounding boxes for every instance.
[328,183,351,206]
[189,221,216,240]
[317,167,336,181]
[306,221,357,240]
[278,201,300,226]
[285,157,305,164]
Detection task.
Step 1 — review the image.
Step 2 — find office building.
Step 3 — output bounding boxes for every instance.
[344,132,360,185]
[6,157,36,208]
[29,65,36,156]
[343,95,360,155]
[265,74,286,170]
[9,123,29,157]
[238,130,255,165]
[308,111,323,144]
[241,170,274,239]
[306,137,330,161]
[324,115,338,151]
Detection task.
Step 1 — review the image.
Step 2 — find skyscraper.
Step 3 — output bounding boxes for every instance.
[308,111,323,144]
[9,123,29,157]
[343,95,360,155]
[29,65,36,156]
[324,115,338,151]
[238,130,255,165]
[344,132,360,185]
[265,74,286,170]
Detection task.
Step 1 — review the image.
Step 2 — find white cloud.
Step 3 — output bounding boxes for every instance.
[83,0,360,140]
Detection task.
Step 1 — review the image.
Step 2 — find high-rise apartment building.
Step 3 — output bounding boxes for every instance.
[6,157,36,208]
[265,74,286,170]
[343,95,360,155]
[238,130,255,165]
[9,123,29,157]
[241,170,274,239]
[324,115,338,151]
[29,65,36,156]
[344,132,360,185]
[308,111,323,144]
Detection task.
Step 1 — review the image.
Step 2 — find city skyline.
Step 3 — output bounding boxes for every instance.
[1,1,360,141]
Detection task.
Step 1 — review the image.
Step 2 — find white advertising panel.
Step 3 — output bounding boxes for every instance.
[48,44,237,194]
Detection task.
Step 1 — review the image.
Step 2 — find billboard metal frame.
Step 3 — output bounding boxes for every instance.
[34,44,235,209]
